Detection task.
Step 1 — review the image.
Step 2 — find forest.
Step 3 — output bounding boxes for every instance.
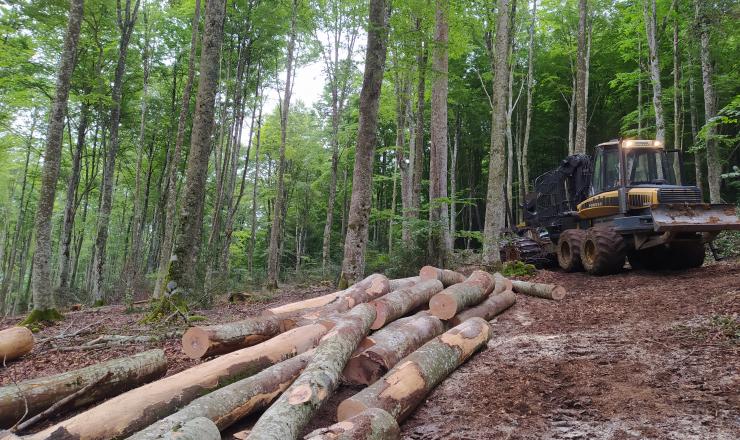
[0,0,738,321]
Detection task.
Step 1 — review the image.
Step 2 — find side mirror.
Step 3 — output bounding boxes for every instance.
[665,149,683,186]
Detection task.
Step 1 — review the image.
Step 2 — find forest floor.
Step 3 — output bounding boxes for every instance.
[1,260,738,439]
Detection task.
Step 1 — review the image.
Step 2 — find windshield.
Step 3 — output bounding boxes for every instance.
[625,149,676,185]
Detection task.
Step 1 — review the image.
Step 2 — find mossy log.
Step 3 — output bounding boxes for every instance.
[448,290,516,326]
[387,276,420,291]
[493,273,513,294]
[0,327,34,363]
[304,408,400,440]
[511,280,566,300]
[418,266,466,287]
[343,312,445,386]
[158,417,220,440]
[337,317,492,422]
[25,323,329,440]
[128,352,313,439]
[0,349,166,429]
[370,279,443,330]
[428,270,494,320]
[247,304,376,440]
[181,316,282,359]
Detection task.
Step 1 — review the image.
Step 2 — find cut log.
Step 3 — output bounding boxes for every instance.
[370,279,444,330]
[337,317,492,423]
[181,316,281,359]
[0,349,167,429]
[25,323,329,440]
[304,408,400,440]
[0,327,34,362]
[428,270,494,320]
[493,273,513,294]
[128,351,313,439]
[418,266,466,286]
[159,417,220,440]
[247,304,376,440]
[387,276,420,291]
[344,312,445,385]
[448,290,516,326]
[511,279,566,300]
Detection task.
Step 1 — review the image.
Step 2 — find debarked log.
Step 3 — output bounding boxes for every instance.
[181,316,282,359]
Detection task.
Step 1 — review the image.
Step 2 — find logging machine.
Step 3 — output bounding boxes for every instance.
[516,138,740,275]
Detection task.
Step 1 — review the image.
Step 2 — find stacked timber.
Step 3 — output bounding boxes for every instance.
[181,316,281,359]
[370,279,444,329]
[304,408,400,440]
[449,290,516,326]
[419,265,466,286]
[428,270,495,319]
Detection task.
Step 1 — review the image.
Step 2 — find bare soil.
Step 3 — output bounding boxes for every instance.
[1,262,738,439]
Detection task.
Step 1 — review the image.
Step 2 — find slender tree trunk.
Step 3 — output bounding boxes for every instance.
[482,0,513,266]
[164,0,226,295]
[694,0,721,202]
[522,0,536,190]
[266,0,298,289]
[411,29,426,219]
[449,108,459,246]
[429,0,451,264]
[638,39,643,137]
[505,51,515,227]
[672,5,682,181]
[568,72,576,155]
[248,99,264,276]
[574,0,588,154]
[644,0,666,144]
[339,0,391,286]
[153,0,202,298]
[91,0,140,304]
[29,0,84,316]
[687,52,703,193]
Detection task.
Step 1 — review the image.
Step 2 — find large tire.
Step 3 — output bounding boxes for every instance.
[628,246,667,270]
[580,227,627,275]
[557,229,586,272]
[665,241,705,269]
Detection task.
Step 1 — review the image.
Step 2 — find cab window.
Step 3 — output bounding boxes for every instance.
[591,147,620,195]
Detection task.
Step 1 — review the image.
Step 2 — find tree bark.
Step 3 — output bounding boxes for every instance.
[153,0,202,298]
[574,0,588,154]
[0,326,33,363]
[644,0,666,144]
[91,0,140,303]
[450,108,459,244]
[429,270,494,320]
[687,52,703,193]
[448,290,516,326]
[337,317,492,422]
[672,4,681,153]
[418,265,465,287]
[163,0,226,295]
[522,0,537,191]
[345,311,445,385]
[370,279,443,330]
[29,0,84,314]
[128,352,313,439]
[159,417,220,440]
[429,0,451,263]
[26,324,328,440]
[493,272,513,293]
[694,0,720,203]
[0,349,166,429]
[304,408,400,440]
[181,316,282,359]
[511,279,566,300]
[482,0,513,265]
[247,304,376,440]
[387,276,420,291]
[339,0,391,286]
[248,97,264,276]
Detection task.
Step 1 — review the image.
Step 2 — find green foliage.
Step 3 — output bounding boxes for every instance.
[501,260,537,277]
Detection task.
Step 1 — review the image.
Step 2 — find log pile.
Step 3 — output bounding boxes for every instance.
[3,267,568,440]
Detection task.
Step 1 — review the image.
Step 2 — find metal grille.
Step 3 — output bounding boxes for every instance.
[628,194,652,207]
[658,187,702,203]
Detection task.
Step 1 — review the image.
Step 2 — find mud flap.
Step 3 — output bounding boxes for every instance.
[651,203,740,232]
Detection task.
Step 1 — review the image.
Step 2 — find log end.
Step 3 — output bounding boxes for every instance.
[336,397,370,422]
[418,265,439,281]
[429,293,457,320]
[342,355,384,386]
[0,326,35,362]
[551,285,567,300]
[181,327,211,359]
[371,301,390,330]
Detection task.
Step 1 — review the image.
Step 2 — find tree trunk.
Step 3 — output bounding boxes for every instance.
[345,311,446,385]
[511,279,566,300]
[388,276,420,291]
[370,279,443,330]
[339,0,391,286]
[418,265,465,287]
[305,408,400,440]
[128,352,313,439]
[337,317,492,422]
[411,28,426,221]
[694,0,720,203]
[429,0,451,264]
[0,350,166,429]
[429,270,494,319]
[26,324,328,440]
[163,0,226,295]
[181,316,282,359]
[567,73,576,155]
[449,290,516,326]
[638,39,643,137]
[153,0,202,298]
[482,0,513,265]
[522,0,537,191]
[247,304,376,440]
[91,0,140,304]
[687,52,703,193]
[644,0,666,144]
[672,5,681,153]
[29,0,84,315]
[0,326,33,363]
[574,0,588,154]
[450,108,459,245]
